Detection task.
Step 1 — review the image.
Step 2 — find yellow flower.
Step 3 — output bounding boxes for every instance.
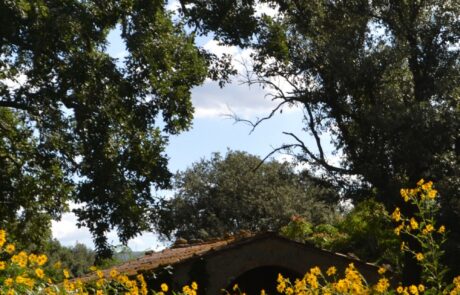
[305,272,319,288]
[5,244,15,254]
[326,266,337,276]
[409,284,419,294]
[35,268,45,279]
[4,278,14,287]
[375,278,389,293]
[11,251,28,268]
[416,253,424,261]
[277,281,286,293]
[392,207,402,222]
[96,290,103,295]
[427,189,437,199]
[400,189,410,202]
[378,267,386,275]
[110,269,118,278]
[0,230,6,247]
[395,224,404,236]
[422,224,434,235]
[418,284,425,292]
[277,273,284,283]
[260,290,266,295]
[0,261,6,270]
[191,281,198,290]
[29,254,38,264]
[161,283,169,292]
[438,225,446,233]
[417,179,425,186]
[96,270,104,279]
[37,254,48,266]
[63,269,70,279]
[410,218,419,230]
[310,266,321,275]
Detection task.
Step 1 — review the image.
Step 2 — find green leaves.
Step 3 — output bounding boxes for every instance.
[153,150,339,241]
[0,0,207,258]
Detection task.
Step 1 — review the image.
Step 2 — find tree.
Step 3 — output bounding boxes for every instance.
[0,0,209,259]
[153,150,340,241]
[178,0,460,281]
[43,239,96,278]
[281,200,401,270]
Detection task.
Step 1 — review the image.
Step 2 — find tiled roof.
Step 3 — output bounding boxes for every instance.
[113,235,243,276]
[80,232,378,280]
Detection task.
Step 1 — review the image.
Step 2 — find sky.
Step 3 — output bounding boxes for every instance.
[50,4,334,252]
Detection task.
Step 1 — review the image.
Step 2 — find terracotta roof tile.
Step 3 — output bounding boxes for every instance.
[99,235,245,277]
[79,232,378,281]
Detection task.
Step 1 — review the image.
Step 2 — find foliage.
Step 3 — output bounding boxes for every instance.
[180,0,460,201]
[281,199,401,269]
[235,181,459,294]
[179,0,460,277]
[153,150,340,241]
[42,239,95,278]
[0,228,155,295]
[391,180,448,292]
[0,0,209,258]
[336,200,401,268]
[1,181,460,295]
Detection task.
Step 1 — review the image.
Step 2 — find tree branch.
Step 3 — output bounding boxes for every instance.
[225,97,296,134]
[283,131,353,174]
[0,100,32,112]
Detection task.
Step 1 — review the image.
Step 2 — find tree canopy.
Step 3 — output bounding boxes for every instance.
[178,0,460,280]
[153,150,339,241]
[0,0,208,258]
[180,0,459,207]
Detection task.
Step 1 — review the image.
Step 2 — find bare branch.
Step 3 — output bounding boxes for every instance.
[226,98,296,134]
[252,144,298,172]
[283,132,353,174]
[304,102,325,160]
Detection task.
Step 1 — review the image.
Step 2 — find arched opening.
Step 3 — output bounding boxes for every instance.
[227,265,302,295]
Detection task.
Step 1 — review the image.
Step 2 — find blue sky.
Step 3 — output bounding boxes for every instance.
[51,7,333,251]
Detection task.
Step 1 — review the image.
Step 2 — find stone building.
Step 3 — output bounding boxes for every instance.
[105,233,381,294]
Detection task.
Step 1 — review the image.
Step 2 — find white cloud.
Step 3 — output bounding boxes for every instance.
[194,39,302,119]
[2,74,28,90]
[254,2,279,17]
[52,212,166,252]
[51,213,94,248]
[192,78,302,120]
[166,0,180,11]
[203,40,240,58]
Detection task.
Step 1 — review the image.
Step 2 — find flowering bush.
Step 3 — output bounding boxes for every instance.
[271,180,460,295]
[0,229,153,295]
[1,180,460,295]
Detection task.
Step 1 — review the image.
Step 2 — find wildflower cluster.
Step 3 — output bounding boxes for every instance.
[262,180,460,295]
[0,229,149,295]
[275,263,391,295]
[391,179,448,292]
[151,281,198,295]
[2,180,460,295]
[0,231,55,295]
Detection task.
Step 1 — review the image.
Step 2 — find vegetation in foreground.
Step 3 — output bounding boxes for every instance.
[1,180,459,294]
